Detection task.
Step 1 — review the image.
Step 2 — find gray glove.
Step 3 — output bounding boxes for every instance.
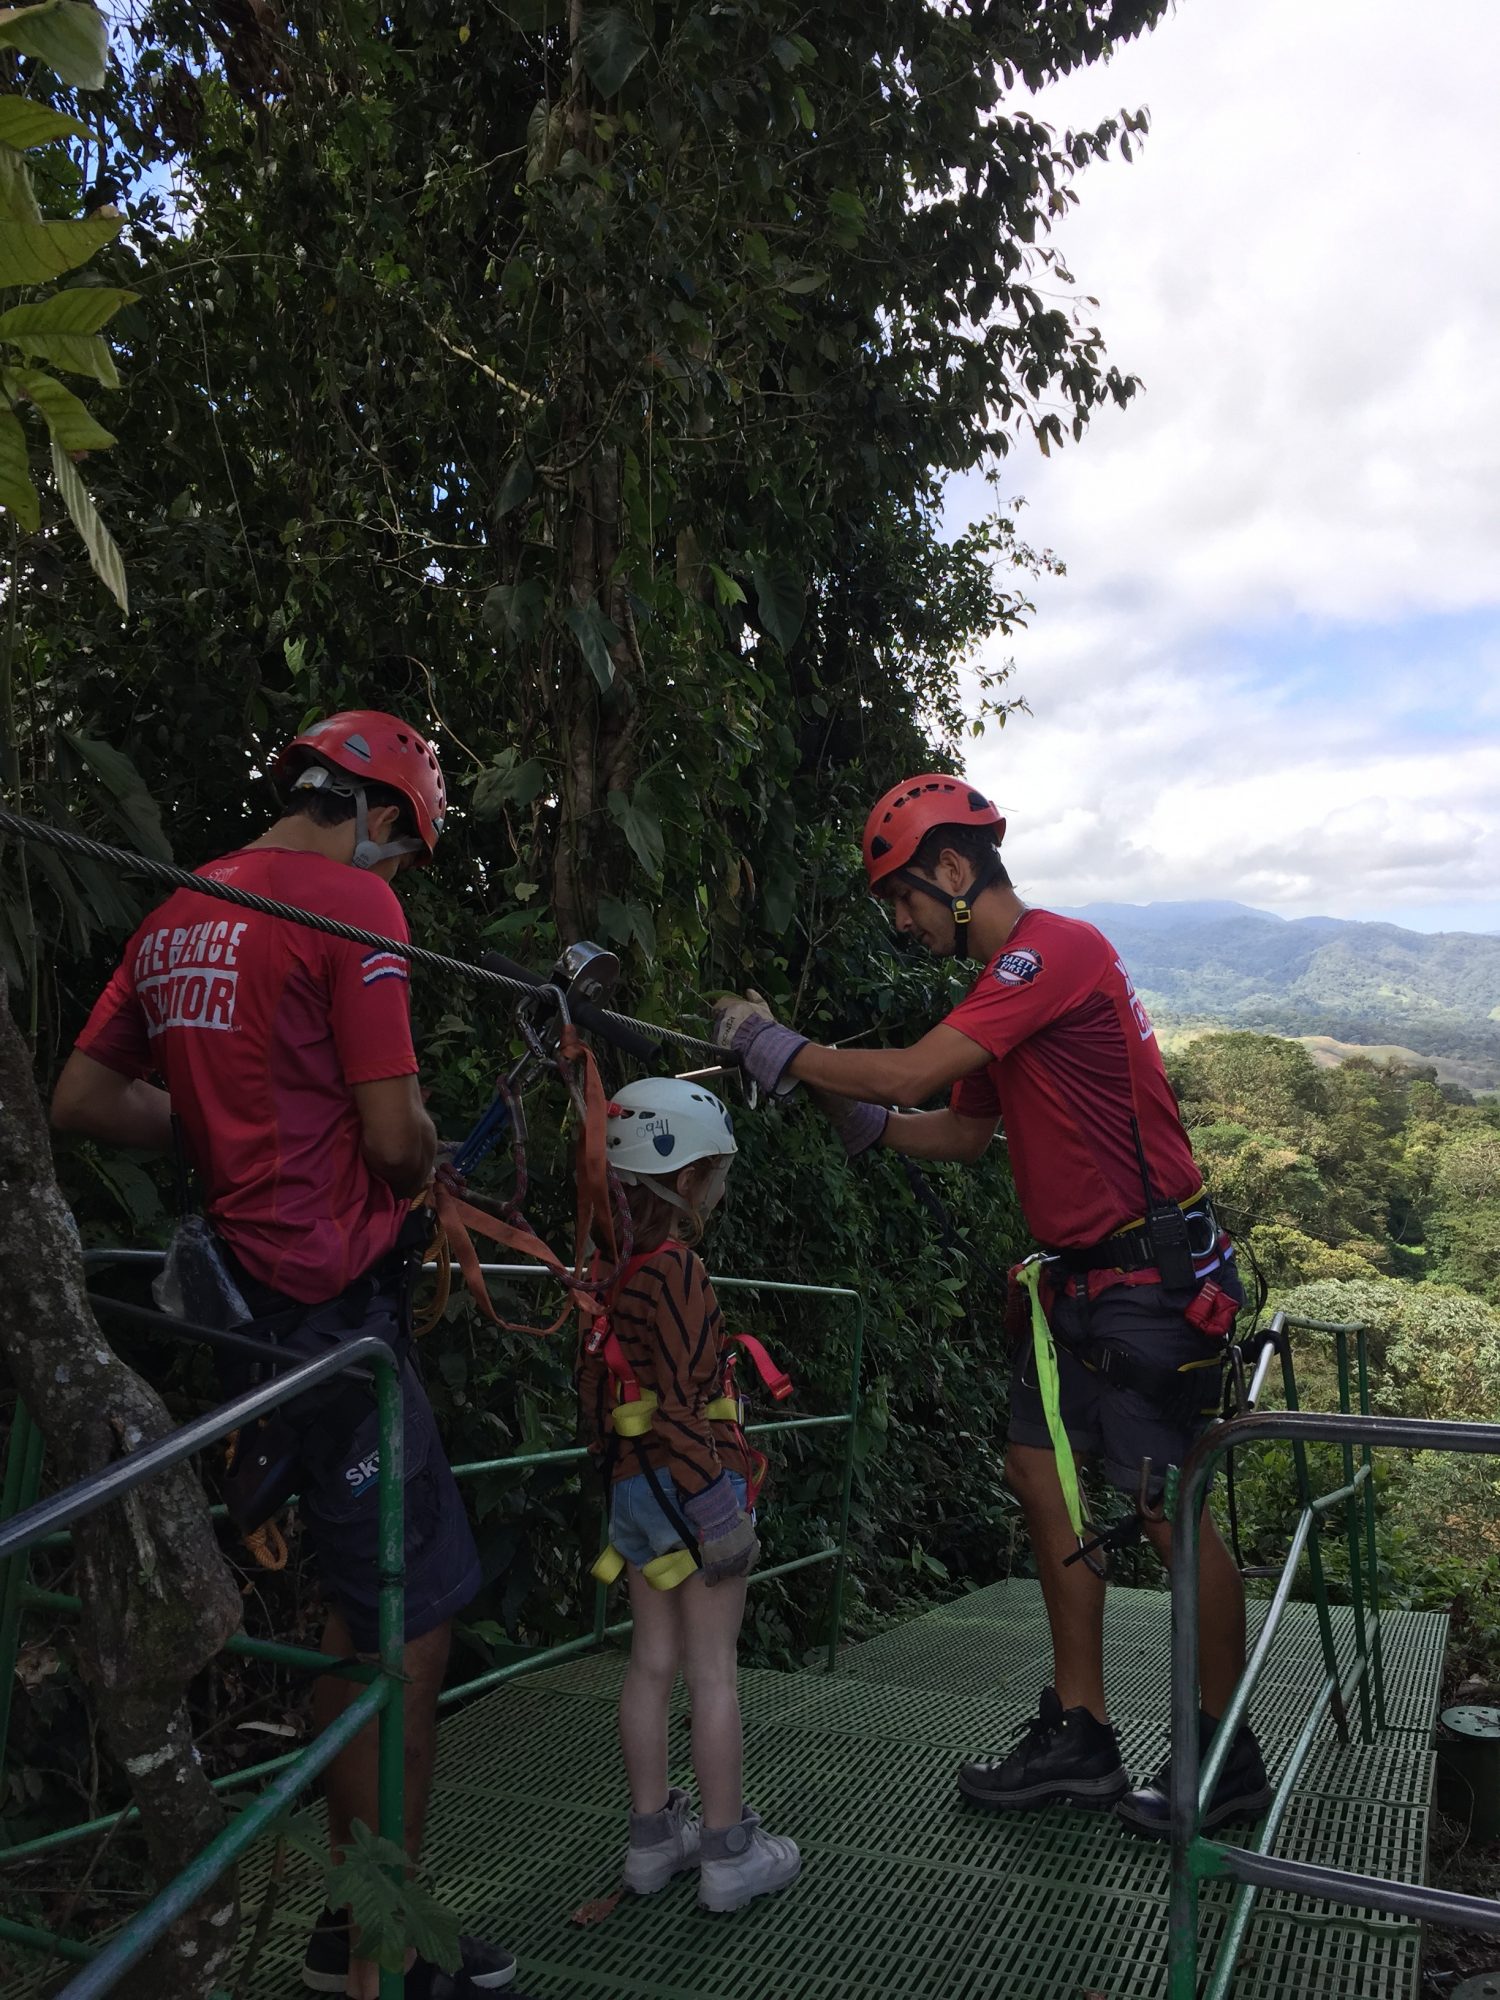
[825,1098,889,1159]
[710,990,805,1100]
[683,1473,760,1586]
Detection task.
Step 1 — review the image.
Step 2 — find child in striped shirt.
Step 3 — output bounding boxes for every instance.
[579,1077,801,1912]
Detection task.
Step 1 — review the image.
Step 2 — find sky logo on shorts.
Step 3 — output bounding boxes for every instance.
[343,1449,381,1498]
[993,946,1043,986]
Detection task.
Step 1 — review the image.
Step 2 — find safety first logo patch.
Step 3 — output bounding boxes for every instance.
[992,946,1043,986]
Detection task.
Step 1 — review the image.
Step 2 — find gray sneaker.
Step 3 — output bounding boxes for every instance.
[697,1806,801,1913]
[622,1785,701,1895]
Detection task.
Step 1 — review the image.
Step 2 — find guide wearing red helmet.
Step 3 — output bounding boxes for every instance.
[51,709,520,1998]
[714,775,1272,1842]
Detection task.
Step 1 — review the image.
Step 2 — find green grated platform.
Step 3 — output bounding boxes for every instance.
[4,1582,1449,1997]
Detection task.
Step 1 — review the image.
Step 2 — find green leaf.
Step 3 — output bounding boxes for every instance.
[62,732,171,857]
[0,404,39,529]
[707,562,745,608]
[598,893,657,958]
[472,748,546,818]
[322,1823,461,1977]
[749,552,805,652]
[564,598,621,691]
[49,439,126,611]
[0,99,89,149]
[0,3,109,89]
[0,212,120,286]
[578,6,650,97]
[4,368,115,450]
[481,576,545,649]
[607,782,664,881]
[778,270,827,296]
[493,452,532,516]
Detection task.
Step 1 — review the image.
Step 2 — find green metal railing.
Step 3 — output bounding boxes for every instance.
[0,1333,410,1999]
[1167,1310,1500,2000]
[0,1253,863,1989]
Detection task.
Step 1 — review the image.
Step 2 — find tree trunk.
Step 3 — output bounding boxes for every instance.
[0,972,243,1997]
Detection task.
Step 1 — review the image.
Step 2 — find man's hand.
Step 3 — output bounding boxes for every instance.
[709,990,806,1100]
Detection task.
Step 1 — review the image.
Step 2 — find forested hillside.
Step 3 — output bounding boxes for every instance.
[1166,1032,1500,1674]
[1067,900,1500,1083]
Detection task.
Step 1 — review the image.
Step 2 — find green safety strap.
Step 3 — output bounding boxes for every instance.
[1019,1259,1085,1541]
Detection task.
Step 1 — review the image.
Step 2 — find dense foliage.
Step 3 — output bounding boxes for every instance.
[2,0,1179,1886]
[1167,1032,1500,1681]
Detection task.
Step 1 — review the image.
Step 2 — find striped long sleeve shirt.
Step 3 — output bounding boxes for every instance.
[576,1240,752,1497]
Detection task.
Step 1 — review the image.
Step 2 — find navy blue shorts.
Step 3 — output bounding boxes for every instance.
[229,1265,480,1652]
[1008,1261,1243,1499]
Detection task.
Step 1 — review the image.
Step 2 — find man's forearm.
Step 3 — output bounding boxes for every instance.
[51,1056,175,1153]
[791,1042,936,1103]
[884,1107,999,1164]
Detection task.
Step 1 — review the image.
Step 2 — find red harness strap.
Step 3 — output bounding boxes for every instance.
[583,1244,794,1507]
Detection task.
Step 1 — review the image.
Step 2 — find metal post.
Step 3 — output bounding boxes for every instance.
[1168,1468,1207,2000]
[374,1351,406,2000]
[1278,1328,1348,1741]
[825,1292,865,1671]
[1355,1328,1388,1728]
[0,1403,44,1808]
[1334,1331,1374,1742]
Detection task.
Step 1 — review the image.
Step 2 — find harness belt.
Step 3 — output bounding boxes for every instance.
[1013,1224,1240,1546]
[584,1243,793,1590]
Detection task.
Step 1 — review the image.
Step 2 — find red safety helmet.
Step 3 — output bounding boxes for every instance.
[862,774,1005,894]
[271,709,447,867]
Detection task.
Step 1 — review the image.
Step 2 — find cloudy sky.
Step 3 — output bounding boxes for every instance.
[945,0,1500,933]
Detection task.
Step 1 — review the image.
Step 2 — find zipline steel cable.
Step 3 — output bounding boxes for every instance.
[0,806,725,1064]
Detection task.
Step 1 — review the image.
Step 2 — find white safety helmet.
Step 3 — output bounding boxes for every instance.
[606,1078,738,1212]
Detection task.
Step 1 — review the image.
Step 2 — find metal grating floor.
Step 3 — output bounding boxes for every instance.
[5,1582,1447,1997]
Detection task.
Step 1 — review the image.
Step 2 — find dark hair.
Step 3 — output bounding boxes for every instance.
[282,773,414,838]
[911,821,1011,889]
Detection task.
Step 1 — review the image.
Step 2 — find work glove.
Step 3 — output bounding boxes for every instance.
[683,1472,760,1586]
[824,1098,890,1159]
[710,989,806,1100]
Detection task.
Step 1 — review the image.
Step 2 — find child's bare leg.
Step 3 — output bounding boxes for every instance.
[619,1565,683,1813]
[679,1571,748,1829]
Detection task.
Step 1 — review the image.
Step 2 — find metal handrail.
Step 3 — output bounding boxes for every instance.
[0,1252,864,1985]
[1168,1383,1500,2000]
[0,1335,410,2000]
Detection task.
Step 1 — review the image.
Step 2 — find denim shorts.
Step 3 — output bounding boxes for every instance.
[609,1470,750,1568]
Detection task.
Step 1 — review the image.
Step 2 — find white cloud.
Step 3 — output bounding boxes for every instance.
[952,0,1500,930]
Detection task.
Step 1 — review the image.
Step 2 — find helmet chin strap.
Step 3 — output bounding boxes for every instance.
[350,787,426,870]
[291,766,424,869]
[616,1162,730,1216]
[891,854,1006,960]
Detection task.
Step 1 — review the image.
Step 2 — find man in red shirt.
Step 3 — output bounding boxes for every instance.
[716,775,1271,1837]
[52,712,517,1999]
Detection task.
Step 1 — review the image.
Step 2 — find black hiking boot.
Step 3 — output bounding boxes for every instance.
[302,1905,518,1994]
[1116,1710,1273,1839]
[958,1686,1129,1811]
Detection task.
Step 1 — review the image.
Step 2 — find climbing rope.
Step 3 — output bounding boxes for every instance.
[0,806,725,1061]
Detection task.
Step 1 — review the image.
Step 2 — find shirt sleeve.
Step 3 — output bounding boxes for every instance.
[941,934,1085,1066]
[325,878,419,1086]
[621,1249,726,1496]
[75,949,152,1080]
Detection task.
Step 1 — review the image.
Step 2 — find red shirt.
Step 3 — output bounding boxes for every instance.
[76,847,419,1304]
[944,908,1201,1249]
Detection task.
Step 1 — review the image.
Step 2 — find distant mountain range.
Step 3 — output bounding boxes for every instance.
[1056,900,1500,1091]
